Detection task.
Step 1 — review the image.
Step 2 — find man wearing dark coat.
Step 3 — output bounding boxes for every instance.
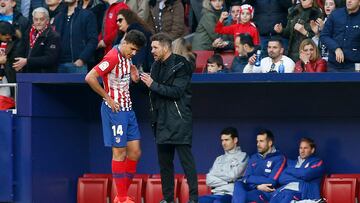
[140,32,198,203]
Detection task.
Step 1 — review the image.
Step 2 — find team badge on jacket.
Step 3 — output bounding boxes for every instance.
[266,161,272,168]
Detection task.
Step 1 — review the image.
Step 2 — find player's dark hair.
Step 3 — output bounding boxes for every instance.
[124,30,147,49]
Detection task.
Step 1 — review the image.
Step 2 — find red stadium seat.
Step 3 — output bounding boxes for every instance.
[323,177,357,203]
[83,173,113,197]
[178,175,211,203]
[110,178,143,203]
[329,174,360,201]
[193,50,214,73]
[220,51,235,69]
[77,177,108,203]
[145,178,178,203]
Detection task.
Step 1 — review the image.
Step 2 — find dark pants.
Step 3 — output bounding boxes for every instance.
[157,144,198,202]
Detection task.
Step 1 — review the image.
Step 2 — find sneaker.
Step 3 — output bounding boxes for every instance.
[114,196,135,203]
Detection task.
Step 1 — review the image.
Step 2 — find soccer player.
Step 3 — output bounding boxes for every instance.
[85,29,146,203]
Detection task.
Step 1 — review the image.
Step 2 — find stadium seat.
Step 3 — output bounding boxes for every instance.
[83,173,113,197]
[329,174,360,201]
[220,51,235,69]
[178,175,211,203]
[193,50,214,73]
[77,177,108,203]
[323,177,357,203]
[145,178,178,203]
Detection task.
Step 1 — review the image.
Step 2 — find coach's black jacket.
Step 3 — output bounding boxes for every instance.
[24,27,60,73]
[149,54,193,145]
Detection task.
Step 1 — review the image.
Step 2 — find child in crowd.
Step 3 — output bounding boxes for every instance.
[205,54,227,73]
[214,4,260,53]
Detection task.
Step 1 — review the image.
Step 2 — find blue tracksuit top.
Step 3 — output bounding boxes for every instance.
[242,149,287,189]
[277,155,325,199]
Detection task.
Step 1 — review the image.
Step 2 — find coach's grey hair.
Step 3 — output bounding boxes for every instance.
[32,7,50,20]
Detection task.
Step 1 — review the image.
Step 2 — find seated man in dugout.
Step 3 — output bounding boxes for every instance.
[270,137,325,203]
[199,127,248,203]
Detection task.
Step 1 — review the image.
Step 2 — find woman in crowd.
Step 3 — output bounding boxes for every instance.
[294,39,327,72]
[192,0,224,51]
[116,9,153,72]
[172,37,196,71]
[274,0,322,61]
[310,0,337,60]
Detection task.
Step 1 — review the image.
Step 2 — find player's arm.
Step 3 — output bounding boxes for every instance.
[85,69,119,112]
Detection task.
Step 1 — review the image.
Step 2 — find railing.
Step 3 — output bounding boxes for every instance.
[0,83,17,114]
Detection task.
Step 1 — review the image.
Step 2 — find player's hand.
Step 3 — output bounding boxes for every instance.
[97,40,106,49]
[104,97,120,112]
[140,72,153,88]
[256,184,275,192]
[130,65,140,83]
[335,48,344,63]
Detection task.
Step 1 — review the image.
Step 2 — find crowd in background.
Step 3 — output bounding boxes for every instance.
[0,0,359,104]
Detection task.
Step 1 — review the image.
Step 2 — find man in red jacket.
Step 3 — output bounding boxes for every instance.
[97,0,128,54]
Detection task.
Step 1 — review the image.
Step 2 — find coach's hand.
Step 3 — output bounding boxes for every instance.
[140,72,153,88]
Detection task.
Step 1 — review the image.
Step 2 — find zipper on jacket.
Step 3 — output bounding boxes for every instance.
[174,101,183,120]
[70,15,74,62]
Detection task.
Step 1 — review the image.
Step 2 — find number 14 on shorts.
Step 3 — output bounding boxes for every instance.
[112,125,124,136]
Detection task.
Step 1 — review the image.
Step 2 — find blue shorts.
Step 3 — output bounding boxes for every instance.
[100,102,141,147]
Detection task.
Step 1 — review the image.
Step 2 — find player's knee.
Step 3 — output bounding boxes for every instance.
[112,148,127,161]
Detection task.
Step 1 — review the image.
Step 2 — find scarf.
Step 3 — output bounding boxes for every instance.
[29,24,48,49]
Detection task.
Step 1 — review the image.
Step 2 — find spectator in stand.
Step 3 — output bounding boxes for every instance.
[215,4,260,51]
[199,127,248,203]
[54,0,98,73]
[172,37,196,71]
[189,0,203,32]
[232,129,286,203]
[294,39,327,72]
[0,0,29,39]
[274,0,322,62]
[270,138,325,203]
[231,33,259,73]
[97,0,128,55]
[205,53,228,73]
[310,0,338,61]
[243,0,292,56]
[115,8,153,72]
[319,0,360,72]
[46,0,66,24]
[335,0,346,7]
[243,37,295,73]
[192,0,224,51]
[0,21,24,96]
[12,7,60,73]
[79,0,106,34]
[125,0,150,21]
[148,0,186,40]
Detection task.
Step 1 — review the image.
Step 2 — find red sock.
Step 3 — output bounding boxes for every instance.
[112,160,127,201]
[125,158,137,190]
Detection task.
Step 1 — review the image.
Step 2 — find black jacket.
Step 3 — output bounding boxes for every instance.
[53,7,98,64]
[149,54,193,145]
[24,27,61,73]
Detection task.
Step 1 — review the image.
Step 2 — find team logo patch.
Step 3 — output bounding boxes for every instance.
[50,44,56,49]
[266,161,272,168]
[305,163,309,168]
[115,137,121,143]
[99,61,110,71]
[109,13,113,19]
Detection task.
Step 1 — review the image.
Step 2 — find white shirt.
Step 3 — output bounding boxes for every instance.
[243,55,295,73]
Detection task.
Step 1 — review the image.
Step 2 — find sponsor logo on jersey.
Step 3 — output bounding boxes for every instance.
[99,61,110,71]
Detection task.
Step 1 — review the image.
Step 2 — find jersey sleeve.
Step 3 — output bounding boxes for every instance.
[94,48,118,77]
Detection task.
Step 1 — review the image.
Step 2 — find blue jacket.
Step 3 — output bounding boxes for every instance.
[320,7,360,69]
[242,148,287,189]
[277,155,325,199]
[53,7,98,64]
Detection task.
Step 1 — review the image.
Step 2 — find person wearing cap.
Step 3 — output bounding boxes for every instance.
[215,3,260,51]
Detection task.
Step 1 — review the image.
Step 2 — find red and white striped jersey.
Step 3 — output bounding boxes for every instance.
[94,47,132,111]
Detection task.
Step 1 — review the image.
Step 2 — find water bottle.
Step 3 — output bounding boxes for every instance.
[254,50,261,67]
[278,60,285,73]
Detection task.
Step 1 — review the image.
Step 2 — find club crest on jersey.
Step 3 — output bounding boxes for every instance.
[115,137,121,143]
[266,161,272,168]
[305,163,309,168]
[109,13,113,19]
[99,61,110,71]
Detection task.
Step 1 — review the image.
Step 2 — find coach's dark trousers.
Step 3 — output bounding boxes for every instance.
[157,144,198,202]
